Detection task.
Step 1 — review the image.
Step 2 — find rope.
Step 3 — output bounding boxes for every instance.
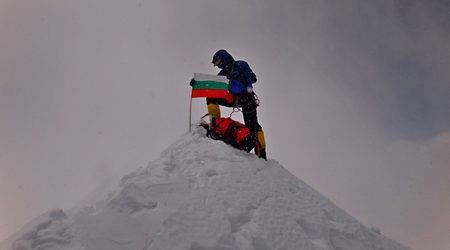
[229,107,242,118]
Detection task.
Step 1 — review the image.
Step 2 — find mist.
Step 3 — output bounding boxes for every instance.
[1,0,449,249]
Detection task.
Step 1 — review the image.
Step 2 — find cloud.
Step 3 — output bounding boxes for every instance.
[0,0,449,248]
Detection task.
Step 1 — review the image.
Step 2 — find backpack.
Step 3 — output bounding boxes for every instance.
[203,117,256,152]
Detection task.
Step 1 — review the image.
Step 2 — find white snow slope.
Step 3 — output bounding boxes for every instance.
[1,128,410,250]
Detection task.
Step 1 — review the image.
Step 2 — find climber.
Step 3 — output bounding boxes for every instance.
[207,49,267,159]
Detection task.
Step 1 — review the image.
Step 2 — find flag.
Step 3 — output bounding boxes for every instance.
[191,73,234,103]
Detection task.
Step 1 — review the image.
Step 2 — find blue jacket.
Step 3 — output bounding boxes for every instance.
[220,61,257,94]
[213,49,257,94]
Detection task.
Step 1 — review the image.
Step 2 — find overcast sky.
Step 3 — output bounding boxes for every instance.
[1,0,449,249]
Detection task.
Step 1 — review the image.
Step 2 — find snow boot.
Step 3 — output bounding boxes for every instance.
[207,103,221,124]
[254,130,267,160]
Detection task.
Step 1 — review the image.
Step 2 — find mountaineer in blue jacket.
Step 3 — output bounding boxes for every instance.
[208,49,267,159]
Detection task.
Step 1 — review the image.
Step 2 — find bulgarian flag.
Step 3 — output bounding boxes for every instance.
[191,73,233,103]
[188,73,234,132]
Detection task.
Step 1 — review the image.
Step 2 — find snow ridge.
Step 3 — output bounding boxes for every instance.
[2,127,409,250]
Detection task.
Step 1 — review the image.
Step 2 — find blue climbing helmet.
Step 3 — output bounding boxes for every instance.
[212,49,234,69]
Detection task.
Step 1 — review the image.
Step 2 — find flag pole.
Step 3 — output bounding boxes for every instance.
[189,92,193,132]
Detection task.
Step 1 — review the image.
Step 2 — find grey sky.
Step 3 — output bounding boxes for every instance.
[1,0,449,249]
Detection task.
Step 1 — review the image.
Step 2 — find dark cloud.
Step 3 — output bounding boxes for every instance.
[262,0,450,140]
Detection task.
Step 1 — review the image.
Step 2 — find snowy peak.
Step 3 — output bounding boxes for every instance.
[2,128,409,250]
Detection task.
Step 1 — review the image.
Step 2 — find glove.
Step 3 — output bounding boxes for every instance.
[189,78,196,86]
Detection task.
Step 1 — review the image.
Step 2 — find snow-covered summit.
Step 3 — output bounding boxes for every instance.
[2,127,409,250]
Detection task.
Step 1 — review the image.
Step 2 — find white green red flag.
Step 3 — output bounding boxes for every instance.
[191,73,233,102]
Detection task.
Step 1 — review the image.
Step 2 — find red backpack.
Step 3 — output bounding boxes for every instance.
[205,117,256,152]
